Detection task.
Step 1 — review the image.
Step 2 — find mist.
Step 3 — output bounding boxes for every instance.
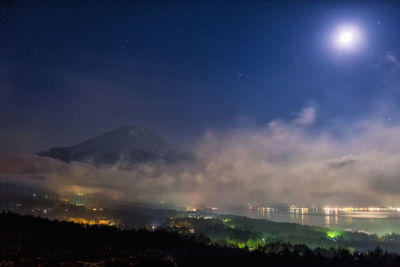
[2,107,400,208]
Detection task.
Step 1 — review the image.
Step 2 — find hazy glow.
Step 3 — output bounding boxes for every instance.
[339,31,353,45]
[6,108,400,208]
[333,25,363,51]
[326,230,343,240]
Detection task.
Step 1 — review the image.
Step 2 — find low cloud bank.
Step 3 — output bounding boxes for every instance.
[2,107,400,208]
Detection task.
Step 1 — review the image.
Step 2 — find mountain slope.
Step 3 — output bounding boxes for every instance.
[37,125,196,165]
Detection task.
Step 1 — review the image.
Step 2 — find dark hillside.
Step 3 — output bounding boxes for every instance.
[1,213,400,266]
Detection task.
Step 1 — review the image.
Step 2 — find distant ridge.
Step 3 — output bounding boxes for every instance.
[37,125,197,165]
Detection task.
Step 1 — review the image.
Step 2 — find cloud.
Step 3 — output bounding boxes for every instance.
[4,107,400,208]
[385,53,400,69]
[294,107,316,126]
[326,155,357,169]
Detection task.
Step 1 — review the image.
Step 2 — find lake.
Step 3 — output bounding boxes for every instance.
[222,207,400,236]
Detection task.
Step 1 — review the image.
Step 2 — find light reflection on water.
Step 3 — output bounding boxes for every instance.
[222,208,400,236]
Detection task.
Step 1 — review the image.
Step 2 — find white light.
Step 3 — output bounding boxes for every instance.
[338,31,353,45]
[333,25,363,52]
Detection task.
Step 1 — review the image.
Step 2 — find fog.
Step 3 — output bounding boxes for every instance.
[2,107,400,208]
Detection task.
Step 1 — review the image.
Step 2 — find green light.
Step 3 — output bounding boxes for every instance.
[226,239,245,249]
[237,242,246,249]
[227,238,265,250]
[246,238,266,250]
[326,230,343,240]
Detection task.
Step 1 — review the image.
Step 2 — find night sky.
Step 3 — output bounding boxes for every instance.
[4,0,400,206]
[1,0,400,152]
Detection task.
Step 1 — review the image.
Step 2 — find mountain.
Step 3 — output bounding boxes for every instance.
[37,125,197,166]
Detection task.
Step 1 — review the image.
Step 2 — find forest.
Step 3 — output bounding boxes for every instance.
[1,213,400,267]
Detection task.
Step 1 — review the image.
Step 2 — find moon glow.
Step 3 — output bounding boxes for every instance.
[333,25,362,51]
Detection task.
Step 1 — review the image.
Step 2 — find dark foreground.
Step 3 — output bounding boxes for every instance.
[1,213,400,267]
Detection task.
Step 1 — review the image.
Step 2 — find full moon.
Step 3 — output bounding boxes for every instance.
[333,25,363,51]
[338,31,353,45]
